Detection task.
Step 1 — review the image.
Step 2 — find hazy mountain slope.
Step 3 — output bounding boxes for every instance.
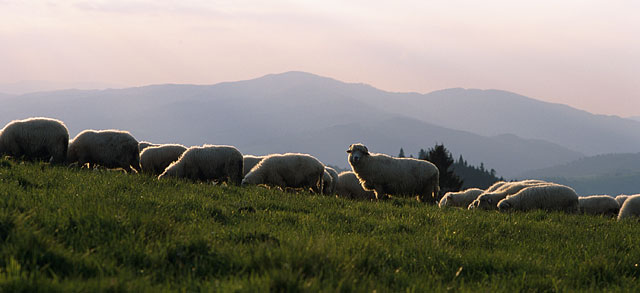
[0,71,588,177]
[353,87,640,156]
[518,153,640,179]
[241,116,583,176]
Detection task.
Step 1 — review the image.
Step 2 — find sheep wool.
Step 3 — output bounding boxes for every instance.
[0,117,69,164]
[335,171,375,200]
[140,144,187,175]
[242,155,264,177]
[67,129,141,172]
[578,195,620,216]
[323,166,339,195]
[158,145,243,185]
[241,153,324,194]
[468,180,549,210]
[347,143,440,203]
[439,188,484,208]
[497,184,579,213]
[138,141,159,153]
[617,194,640,221]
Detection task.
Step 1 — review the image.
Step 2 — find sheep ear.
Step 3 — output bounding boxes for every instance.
[346,149,352,153]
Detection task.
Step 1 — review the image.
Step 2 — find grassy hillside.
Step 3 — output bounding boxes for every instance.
[1,158,640,292]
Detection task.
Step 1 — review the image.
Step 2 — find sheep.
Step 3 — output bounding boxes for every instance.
[67,129,141,173]
[139,144,187,175]
[322,166,339,195]
[0,117,69,164]
[485,181,507,192]
[615,194,633,207]
[138,141,159,153]
[468,180,549,210]
[617,194,640,220]
[439,188,484,208]
[243,155,264,177]
[497,184,579,213]
[347,143,439,203]
[335,171,376,200]
[241,153,324,194]
[578,195,620,216]
[158,145,243,185]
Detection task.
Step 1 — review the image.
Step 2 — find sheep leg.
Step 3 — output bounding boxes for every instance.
[373,185,390,200]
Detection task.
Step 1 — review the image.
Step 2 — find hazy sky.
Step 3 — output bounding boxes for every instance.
[1,0,638,116]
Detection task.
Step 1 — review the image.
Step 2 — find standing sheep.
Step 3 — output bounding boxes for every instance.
[140,144,187,175]
[241,153,324,194]
[335,171,376,200]
[617,194,640,221]
[578,195,620,216]
[67,129,141,173]
[0,117,69,164]
[347,143,440,203]
[158,145,243,185]
[322,166,339,195]
[439,188,484,208]
[497,184,579,213]
[243,155,264,177]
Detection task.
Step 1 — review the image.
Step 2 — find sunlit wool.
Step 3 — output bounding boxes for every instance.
[347,143,440,203]
[67,129,141,172]
[468,180,549,210]
[0,117,69,164]
[617,194,640,221]
[159,145,243,185]
[335,171,376,200]
[241,153,324,194]
[140,144,187,175]
[242,155,264,177]
[497,184,579,212]
[439,188,484,208]
[578,195,620,216]
[322,166,339,195]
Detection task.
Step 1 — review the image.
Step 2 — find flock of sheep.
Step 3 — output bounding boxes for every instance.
[2,117,640,221]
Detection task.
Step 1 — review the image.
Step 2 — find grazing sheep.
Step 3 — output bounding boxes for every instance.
[439,188,484,208]
[347,143,439,203]
[0,117,69,164]
[485,181,508,192]
[67,129,141,172]
[241,153,324,194]
[468,180,549,210]
[615,195,632,207]
[322,166,339,195]
[138,141,159,153]
[140,144,187,175]
[617,195,640,220]
[158,145,243,185]
[578,195,620,216]
[497,184,579,212]
[335,171,375,200]
[242,155,264,177]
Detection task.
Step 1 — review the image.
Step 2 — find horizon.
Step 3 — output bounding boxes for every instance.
[1,1,638,116]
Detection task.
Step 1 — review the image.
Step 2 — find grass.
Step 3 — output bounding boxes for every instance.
[1,157,640,292]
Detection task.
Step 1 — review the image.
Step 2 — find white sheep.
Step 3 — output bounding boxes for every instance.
[0,117,69,164]
[468,180,549,210]
[158,145,243,185]
[335,171,376,200]
[615,194,633,207]
[439,188,484,208]
[497,184,579,212]
[67,129,141,172]
[485,181,507,192]
[139,144,187,175]
[241,153,324,194]
[347,143,439,202]
[242,155,264,177]
[138,141,159,153]
[618,195,640,220]
[322,166,339,195]
[578,195,620,216]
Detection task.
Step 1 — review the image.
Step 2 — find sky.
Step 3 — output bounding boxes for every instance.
[1,0,639,116]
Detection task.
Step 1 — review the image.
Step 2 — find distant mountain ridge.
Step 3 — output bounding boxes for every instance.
[5,71,638,178]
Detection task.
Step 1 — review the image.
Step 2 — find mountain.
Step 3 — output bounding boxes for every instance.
[628,116,640,122]
[517,153,640,196]
[351,87,640,156]
[0,71,591,177]
[0,80,122,95]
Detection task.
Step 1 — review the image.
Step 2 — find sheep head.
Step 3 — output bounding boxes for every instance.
[347,143,369,166]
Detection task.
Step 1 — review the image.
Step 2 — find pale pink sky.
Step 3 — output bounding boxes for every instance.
[1,0,638,116]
